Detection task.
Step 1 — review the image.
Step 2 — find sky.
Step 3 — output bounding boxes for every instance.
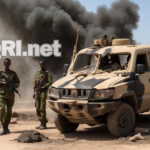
[78,0,150,45]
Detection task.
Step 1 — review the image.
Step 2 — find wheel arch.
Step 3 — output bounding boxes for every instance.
[120,91,138,113]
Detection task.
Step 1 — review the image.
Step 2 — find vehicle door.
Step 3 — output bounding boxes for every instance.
[135,53,150,112]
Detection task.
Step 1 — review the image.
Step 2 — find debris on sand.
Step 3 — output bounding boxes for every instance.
[117,137,128,141]
[10,118,17,124]
[134,127,149,134]
[11,112,38,121]
[18,114,28,120]
[13,112,37,121]
[129,133,145,142]
[12,112,19,118]
[17,130,49,143]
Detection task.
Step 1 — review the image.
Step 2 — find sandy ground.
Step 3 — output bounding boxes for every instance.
[1,101,150,150]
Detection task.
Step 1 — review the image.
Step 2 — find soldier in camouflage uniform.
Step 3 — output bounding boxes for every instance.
[33,60,52,130]
[0,58,20,135]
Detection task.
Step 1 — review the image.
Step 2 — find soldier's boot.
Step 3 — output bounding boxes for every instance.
[35,122,42,129]
[6,124,10,133]
[39,122,47,130]
[0,125,8,135]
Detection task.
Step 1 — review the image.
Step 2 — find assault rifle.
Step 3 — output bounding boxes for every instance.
[34,80,45,107]
[0,75,21,98]
[36,81,43,98]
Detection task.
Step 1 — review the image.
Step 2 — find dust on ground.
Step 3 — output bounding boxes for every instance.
[1,101,150,150]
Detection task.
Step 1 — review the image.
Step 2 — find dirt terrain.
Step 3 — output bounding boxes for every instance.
[1,101,150,150]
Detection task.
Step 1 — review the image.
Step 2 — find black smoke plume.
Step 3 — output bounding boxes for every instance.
[0,0,139,80]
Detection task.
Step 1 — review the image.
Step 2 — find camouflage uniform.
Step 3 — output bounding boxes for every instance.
[112,63,121,71]
[33,69,52,123]
[0,70,20,125]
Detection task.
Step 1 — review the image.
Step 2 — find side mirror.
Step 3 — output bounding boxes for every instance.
[136,64,145,74]
[135,74,139,80]
[63,64,69,76]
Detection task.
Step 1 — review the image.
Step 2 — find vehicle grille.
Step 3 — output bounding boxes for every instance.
[61,89,90,99]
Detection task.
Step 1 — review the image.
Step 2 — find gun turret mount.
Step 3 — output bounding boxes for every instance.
[94,35,130,47]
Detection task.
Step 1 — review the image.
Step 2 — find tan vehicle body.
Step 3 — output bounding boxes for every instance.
[47,42,150,136]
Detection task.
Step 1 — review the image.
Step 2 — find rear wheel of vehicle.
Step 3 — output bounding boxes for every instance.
[107,102,135,137]
[54,114,79,133]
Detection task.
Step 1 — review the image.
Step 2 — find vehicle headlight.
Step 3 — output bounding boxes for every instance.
[94,90,102,98]
[103,89,112,97]
[93,89,115,99]
[49,87,59,98]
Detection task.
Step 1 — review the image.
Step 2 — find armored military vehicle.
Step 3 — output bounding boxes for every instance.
[47,26,150,137]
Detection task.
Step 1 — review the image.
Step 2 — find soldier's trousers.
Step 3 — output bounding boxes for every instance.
[36,96,48,123]
[0,98,14,125]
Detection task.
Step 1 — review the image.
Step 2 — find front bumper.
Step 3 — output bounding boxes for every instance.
[47,99,120,124]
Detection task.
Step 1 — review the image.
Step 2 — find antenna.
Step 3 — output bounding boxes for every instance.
[72,25,81,61]
[67,25,81,73]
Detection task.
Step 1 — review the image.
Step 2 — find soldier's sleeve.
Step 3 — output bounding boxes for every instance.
[14,72,20,88]
[45,72,53,88]
[33,72,37,90]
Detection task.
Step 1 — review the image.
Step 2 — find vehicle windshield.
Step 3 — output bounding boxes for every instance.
[73,54,98,73]
[97,53,131,73]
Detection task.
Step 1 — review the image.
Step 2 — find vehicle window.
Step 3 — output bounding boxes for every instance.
[73,54,98,72]
[148,53,150,60]
[98,54,130,71]
[99,56,111,70]
[136,54,148,71]
[73,55,88,71]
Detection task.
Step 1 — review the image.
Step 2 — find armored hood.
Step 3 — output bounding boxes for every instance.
[52,73,122,89]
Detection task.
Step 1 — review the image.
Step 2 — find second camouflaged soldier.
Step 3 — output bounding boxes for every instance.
[33,60,52,130]
[0,58,20,135]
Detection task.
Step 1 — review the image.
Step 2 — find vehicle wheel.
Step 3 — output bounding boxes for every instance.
[54,114,79,133]
[107,102,135,137]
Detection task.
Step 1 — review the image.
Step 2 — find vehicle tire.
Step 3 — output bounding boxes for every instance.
[107,102,135,137]
[54,114,79,133]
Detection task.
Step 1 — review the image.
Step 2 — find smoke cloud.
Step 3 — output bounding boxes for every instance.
[0,0,139,103]
[0,0,139,79]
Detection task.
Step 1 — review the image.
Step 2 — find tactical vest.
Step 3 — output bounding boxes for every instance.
[33,71,49,91]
